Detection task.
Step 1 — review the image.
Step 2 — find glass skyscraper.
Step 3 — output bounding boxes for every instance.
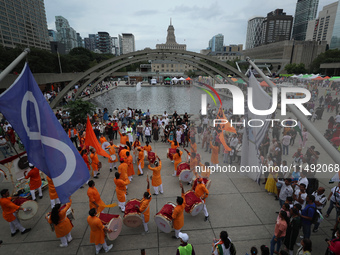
[246,17,265,49]
[208,34,224,52]
[330,0,340,49]
[292,0,319,41]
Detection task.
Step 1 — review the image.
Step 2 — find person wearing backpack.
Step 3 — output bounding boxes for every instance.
[311,187,327,232]
[300,195,316,239]
[212,230,235,255]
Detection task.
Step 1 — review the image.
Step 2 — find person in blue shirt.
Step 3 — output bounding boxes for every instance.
[300,194,316,239]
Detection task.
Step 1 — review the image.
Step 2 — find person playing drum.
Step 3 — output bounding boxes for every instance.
[118,158,130,189]
[119,145,129,160]
[114,172,129,212]
[90,148,100,179]
[137,147,145,176]
[168,138,180,150]
[148,156,164,195]
[172,149,183,177]
[143,141,152,153]
[194,178,209,221]
[106,141,118,172]
[172,182,186,239]
[87,208,113,255]
[48,198,73,247]
[125,151,135,182]
[135,177,152,234]
[0,189,31,237]
[87,180,105,211]
[25,163,43,201]
[118,129,128,147]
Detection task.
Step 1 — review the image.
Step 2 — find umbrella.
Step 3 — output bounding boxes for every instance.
[164,77,171,81]
[186,77,191,81]
[260,81,276,87]
[312,76,324,81]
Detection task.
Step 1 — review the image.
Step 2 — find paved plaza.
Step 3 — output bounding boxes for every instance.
[0,84,339,255]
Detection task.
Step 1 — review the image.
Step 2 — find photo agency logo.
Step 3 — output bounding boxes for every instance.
[201,83,312,128]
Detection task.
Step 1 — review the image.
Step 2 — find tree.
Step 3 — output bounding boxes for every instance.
[64,99,96,124]
[310,49,340,74]
[284,63,306,74]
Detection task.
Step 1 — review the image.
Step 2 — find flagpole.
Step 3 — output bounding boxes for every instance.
[246,56,340,166]
[0,48,30,84]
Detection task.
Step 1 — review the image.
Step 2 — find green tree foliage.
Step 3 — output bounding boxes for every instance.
[64,99,96,124]
[310,49,340,73]
[284,63,307,74]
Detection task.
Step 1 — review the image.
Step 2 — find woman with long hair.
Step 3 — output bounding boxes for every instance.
[270,211,288,255]
[284,208,301,255]
[172,149,183,177]
[48,199,73,247]
[212,230,231,255]
[296,238,312,255]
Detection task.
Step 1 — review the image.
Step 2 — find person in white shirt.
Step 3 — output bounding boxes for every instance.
[276,178,293,207]
[312,187,327,232]
[126,123,133,143]
[144,123,152,143]
[176,127,182,145]
[162,111,168,118]
[281,134,291,155]
[228,134,238,164]
[326,182,340,218]
[335,114,340,123]
[293,183,307,209]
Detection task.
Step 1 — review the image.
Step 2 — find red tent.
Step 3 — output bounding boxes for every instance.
[186,77,191,81]
[312,76,324,81]
[260,81,276,87]
[324,76,331,79]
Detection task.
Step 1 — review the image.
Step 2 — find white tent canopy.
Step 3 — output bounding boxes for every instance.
[179,77,186,81]
[172,77,178,81]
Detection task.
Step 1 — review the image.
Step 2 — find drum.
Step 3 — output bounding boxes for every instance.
[167,148,177,160]
[111,154,116,161]
[99,213,122,240]
[184,191,204,216]
[102,141,110,151]
[147,151,156,164]
[192,178,211,191]
[123,199,142,228]
[177,162,192,182]
[17,200,39,220]
[154,202,175,233]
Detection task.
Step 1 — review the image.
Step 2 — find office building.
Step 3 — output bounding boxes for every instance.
[84,34,96,52]
[55,16,78,53]
[76,33,83,48]
[246,16,265,49]
[330,0,340,49]
[306,1,338,45]
[111,36,119,55]
[119,33,135,54]
[292,0,319,41]
[261,9,293,45]
[97,32,111,54]
[0,0,50,50]
[208,34,224,52]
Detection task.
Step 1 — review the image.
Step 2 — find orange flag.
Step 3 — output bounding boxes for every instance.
[216,105,236,151]
[84,116,110,158]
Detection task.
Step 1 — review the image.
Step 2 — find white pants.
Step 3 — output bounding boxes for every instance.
[51,198,61,209]
[95,241,109,253]
[141,214,148,232]
[202,202,209,217]
[138,163,143,174]
[10,213,25,234]
[118,201,126,212]
[153,184,163,195]
[109,162,117,169]
[175,228,182,238]
[30,186,42,200]
[94,170,98,177]
[60,232,72,246]
[128,176,132,181]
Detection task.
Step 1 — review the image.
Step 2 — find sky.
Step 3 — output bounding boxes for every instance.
[45,0,336,53]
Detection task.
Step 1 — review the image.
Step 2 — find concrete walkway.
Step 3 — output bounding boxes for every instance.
[0,85,338,255]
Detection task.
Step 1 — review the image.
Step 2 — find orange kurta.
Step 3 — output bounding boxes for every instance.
[114,178,128,202]
[0,197,20,222]
[132,141,141,149]
[148,161,162,187]
[173,151,183,171]
[172,193,186,230]
[139,188,151,223]
[87,215,105,245]
[118,163,130,184]
[195,183,209,201]
[25,167,42,190]
[143,145,152,152]
[210,142,219,164]
[138,150,145,169]
[47,176,58,200]
[90,152,99,171]
[125,155,135,176]
[99,136,107,145]
[48,201,73,238]
[168,139,179,149]
[87,186,103,209]
[119,131,128,145]
[119,148,128,160]
[107,144,118,163]
[82,153,91,170]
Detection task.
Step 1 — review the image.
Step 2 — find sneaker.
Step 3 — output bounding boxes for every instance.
[96,250,100,255]
[160,192,163,194]
[172,174,176,177]
[138,174,143,176]
[105,244,113,253]
[59,244,68,248]
[11,230,19,237]
[204,216,209,222]
[39,196,43,199]
[68,237,73,243]
[313,229,318,233]
[94,176,98,179]
[21,228,31,235]
[80,186,84,189]
[110,168,112,172]
[153,193,158,196]
[97,173,100,176]
[114,167,118,171]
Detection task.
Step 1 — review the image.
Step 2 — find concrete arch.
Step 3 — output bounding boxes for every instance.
[50,49,247,108]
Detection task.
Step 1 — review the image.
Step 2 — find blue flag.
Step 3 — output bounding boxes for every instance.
[0,63,90,203]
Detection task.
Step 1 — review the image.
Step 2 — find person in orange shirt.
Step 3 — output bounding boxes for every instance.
[48,198,73,247]
[68,125,78,147]
[87,180,104,210]
[87,208,113,254]
[118,129,128,146]
[46,176,60,209]
[172,149,183,177]
[136,177,152,233]
[132,138,141,163]
[0,189,31,236]
[90,148,100,178]
[210,141,219,168]
[143,141,152,152]
[107,141,118,172]
[114,172,129,212]
[172,182,186,239]
[79,133,86,150]
[194,178,209,221]
[119,146,129,160]
[125,151,135,181]
[25,163,43,201]
[168,139,180,149]
[137,147,145,176]
[148,156,163,195]
[99,134,107,145]
[118,158,130,189]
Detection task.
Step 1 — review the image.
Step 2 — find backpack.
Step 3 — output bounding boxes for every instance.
[306,178,319,195]
[309,205,320,225]
[230,242,236,255]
